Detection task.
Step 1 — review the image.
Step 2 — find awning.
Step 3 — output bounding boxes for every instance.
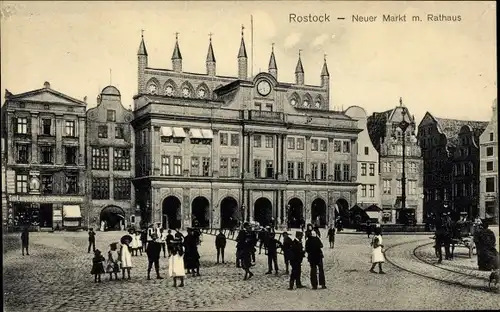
[63,205,81,219]
[201,129,214,139]
[189,128,203,139]
[366,211,381,219]
[172,127,186,138]
[160,126,173,137]
[365,204,382,212]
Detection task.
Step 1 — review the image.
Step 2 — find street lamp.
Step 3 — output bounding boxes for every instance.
[398,102,410,225]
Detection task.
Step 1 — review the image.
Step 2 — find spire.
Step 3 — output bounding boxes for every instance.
[295,50,304,74]
[321,54,329,77]
[171,32,182,60]
[238,25,247,58]
[206,33,216,62]
[137,29,148,56]
[268,43,277,70]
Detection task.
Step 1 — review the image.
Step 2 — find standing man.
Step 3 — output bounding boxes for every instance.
[305,231,326,289]
[443,212,453,260]
[159,228,167,258]
[327,225,336,249]
[235,224,248,268]
[265,232,282,275]
[215,229,227,264]
[288,231,305,290]
[282,232,293,274]
[146,233,163,280]
[147,224,155,247]
[258,228,268,255]
[87,228,96,253]
[21,226,30,256]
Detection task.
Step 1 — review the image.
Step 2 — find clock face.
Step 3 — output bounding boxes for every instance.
[148,84,157,94]
[290,99,297,106]
[303,100,309,107]
[257,80,271,96]
[197,89,206,98]
[165,86,174,96]
[315,101,321,108]
[182,87,191,97]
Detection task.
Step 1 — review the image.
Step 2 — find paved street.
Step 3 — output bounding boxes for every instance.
[3,230,499,311]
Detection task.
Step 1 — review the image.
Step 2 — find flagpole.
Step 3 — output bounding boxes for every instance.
[251,15,254,77]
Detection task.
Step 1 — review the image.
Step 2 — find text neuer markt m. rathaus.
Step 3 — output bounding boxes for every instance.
[133,29,362,230]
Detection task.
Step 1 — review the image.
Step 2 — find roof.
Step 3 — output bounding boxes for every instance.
[138,36,148,56]
[321,60,329,77]
[171,40,182,60]
[4,84,86,106]
[206,40,216,62]
[268,50,277,70]
[238,37,247,58]
[295,56,304,74]
[101,86,121,96]
[434,116,488,147]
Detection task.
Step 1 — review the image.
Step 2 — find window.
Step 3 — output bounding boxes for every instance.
[296,138,305,150]
[443,188,449,201]
[92,147,109,170]
[254,135,262,147]
[16,144,29,163]
[396,145,403,156]
[254,103,262,111]
[369,185,375,197]
[65,173,78,194]
[334,140,341,152]
[311,139,319,151]
[16,117,29,134]
[397,162,403,173]
[41,174,53,194]
[40,146,54,164]
[65,120,76,137]
[114,149,131,171]
[383,180,391,194]
[265,135,274,148]
[320,163,327,180]
[230,134,239,146]
[364,146,369,155]
[486,177,495,192]
[383,162,392,173]
[98,125,108,138]
[287,137,295,149]
[486,161,494,171]
[409,180,417,195]
[396,179,402,195]
[65,146,77,165]
[406,147,411,156]
[107,110,116,122]
[361,163,367,176]
[485,147,493,157]
[311,163,318,180]
[202,157,210,177]
[230,158,239,177]
[490,132,494,141]
[220,133,228,146]
[297,162,305,179]
[114,178,131,200]
[161,156,170,176]
[41,119,52,135]
[115,126,124,139]
[219,158,228,177]
[287,161,295,179]
[320,139,327,152]
[369,163,375,176]
[173,156,182,175]
[343,164,350,181]
[361,185,367,197]
[254,160,261,178]
[266,160,274,178]
[342,141,350,153]
[92,178,109,199]
[16,173,28,193]
[190,157,200,175]
[334,164,341,181]
[410,163,417,173]
[265,104,273,111]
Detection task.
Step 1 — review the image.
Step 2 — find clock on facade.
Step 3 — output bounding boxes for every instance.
[257,80,271,96]
[165,85,174,96]
[148,84,157,94]
[197,89,206,98]
[182,87,191,97]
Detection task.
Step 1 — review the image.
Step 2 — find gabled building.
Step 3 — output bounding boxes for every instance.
[85,86,135,231]
[1,82,87,230]
[479,99,498,223]
[367,102,423,224]
[132,30,362,229]
[418,113,488,220]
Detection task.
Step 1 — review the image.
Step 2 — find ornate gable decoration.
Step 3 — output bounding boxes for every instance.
[9,88,86,106]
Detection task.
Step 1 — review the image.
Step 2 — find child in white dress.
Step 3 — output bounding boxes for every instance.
[369,227,385,274]
[120,239,133,280]
[168,239,185,287]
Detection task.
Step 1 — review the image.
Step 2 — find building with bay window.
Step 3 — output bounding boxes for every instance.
[133,30,362,230]
[85,86,135,230]
[1,82,87,230]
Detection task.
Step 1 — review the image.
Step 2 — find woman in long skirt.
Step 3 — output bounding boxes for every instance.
[369,227,385,274]
[120,239,133,279]
[169,240,185,287]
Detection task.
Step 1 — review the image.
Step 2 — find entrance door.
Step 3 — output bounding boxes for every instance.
[39,204,53,228]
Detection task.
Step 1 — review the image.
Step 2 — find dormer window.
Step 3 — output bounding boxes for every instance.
[107,110,116,122]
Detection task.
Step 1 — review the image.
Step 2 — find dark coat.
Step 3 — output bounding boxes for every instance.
[289,239,305,264]
[166,234,174,246]
[146,241,162,260]
[305,236,324,264]
[88,231,96,242]
[183,234,200,269]
[236,230,247,250]
[282,236,293,258]
[327,228,336,242]
[91,255,105,274]
[21,231,29,245]
[215,233,227,249]
[265,237,282,255]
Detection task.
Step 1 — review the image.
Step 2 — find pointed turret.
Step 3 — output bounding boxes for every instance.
[321,54,330,88]
[137,30,148,94]
[295,50,304,85]
[171,32,182,73]
[268,43,277,80]
[206,34,216,76]
[237,25,248,79]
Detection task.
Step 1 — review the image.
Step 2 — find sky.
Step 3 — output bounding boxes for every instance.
[1,1,497,125]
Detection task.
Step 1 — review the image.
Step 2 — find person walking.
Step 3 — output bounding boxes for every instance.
[288,231,305,290]
[87,228,96,253]
[305,231,326,289]
[369,227,386,274]
[265,232,282,275]
[215,229,227,264]
[21,227,29,256]
[241,227,254,280]
[235,226,247,268]
[327,225,336,249]
[146,234,163,280]
[184,228,201,277]
[282,232,293,274]
[169,239,185,287]
[91,249,106,283]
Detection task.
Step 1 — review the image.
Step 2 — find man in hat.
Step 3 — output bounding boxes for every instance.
[265,232,282,275]
[306,231,326,289]
[282,232,293,274]
[146,233,163,280]
[87,228,96,253]
[288,231,305,290]
[215,229,227,264]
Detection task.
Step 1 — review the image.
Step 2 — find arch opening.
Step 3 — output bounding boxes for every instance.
[254,197,273,227]
[162,196,181,229]
[191,196,210,228]
[100,205,125,231]
[220,197,238,229]
[311,198,327,227]
[287,198,304,228]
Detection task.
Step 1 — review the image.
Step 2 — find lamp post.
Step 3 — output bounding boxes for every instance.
[398,103,410,225]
